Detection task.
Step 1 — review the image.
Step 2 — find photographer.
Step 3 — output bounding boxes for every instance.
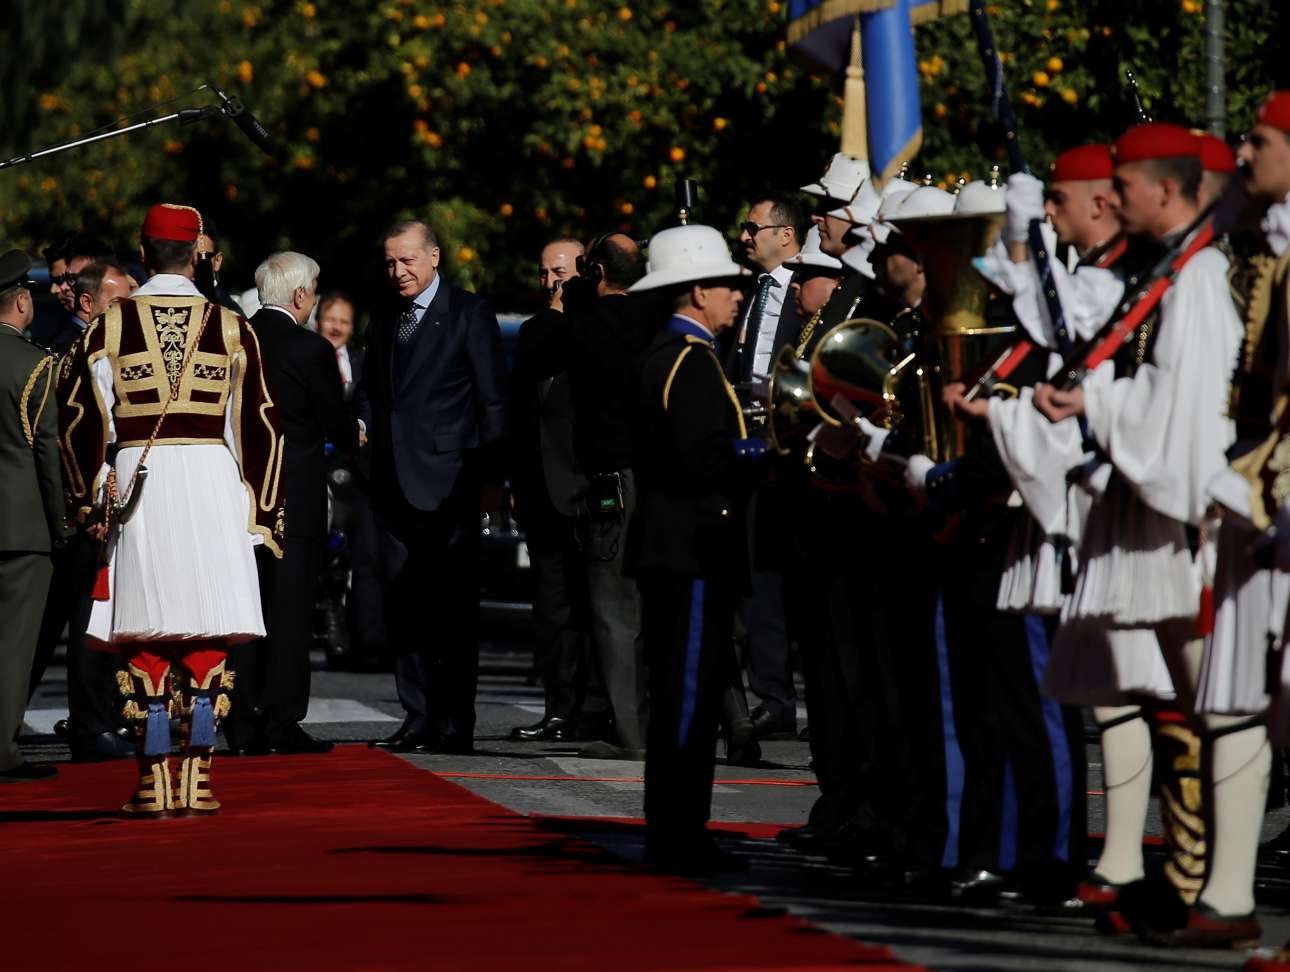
[507,239,602,743]
[517,232,658,758]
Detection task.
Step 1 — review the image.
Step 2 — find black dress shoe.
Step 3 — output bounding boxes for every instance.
[69,730,135,762]
[725,736,762,767]
[0,761,58,783]
[53,719,71,739]
[749,707,797,740]
[414,734,474,755]
[269,726,334,754]
[370,725,422,751]
[949,868,1011,904]
[510,716,567,742]
[646,837,749,876]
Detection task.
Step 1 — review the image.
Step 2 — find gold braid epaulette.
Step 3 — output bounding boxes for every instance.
[794,307,824,358]
[18,354,55,448]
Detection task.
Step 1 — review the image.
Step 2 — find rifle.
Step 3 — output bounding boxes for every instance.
[966,1,1074,366]
[1049,184,1241,390]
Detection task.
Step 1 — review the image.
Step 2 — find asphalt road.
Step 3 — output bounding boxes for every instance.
[20,638,1290,971]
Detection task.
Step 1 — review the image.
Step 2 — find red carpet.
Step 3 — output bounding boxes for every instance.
[0,746,921,971]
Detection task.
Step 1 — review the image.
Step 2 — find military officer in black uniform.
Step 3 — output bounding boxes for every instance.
[624,224,763,874]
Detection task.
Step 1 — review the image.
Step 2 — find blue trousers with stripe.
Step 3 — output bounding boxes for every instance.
[940,588,1086,880]
[639,570,739,848]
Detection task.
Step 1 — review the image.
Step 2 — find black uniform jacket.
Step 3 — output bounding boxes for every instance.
[250,307,357,539]
[624,319,752,588]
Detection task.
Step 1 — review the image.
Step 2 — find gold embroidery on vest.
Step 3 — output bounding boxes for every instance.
[153,305,193,394]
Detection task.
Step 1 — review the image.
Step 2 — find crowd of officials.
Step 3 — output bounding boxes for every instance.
[7,86,1290,966]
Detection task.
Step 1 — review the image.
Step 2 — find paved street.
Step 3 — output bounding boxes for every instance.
[21,637,1290,971]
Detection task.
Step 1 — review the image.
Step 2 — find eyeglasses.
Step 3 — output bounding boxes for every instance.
[53,273,77,287]
[740,221,789,237]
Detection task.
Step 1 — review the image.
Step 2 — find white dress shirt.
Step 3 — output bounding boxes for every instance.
[748,262,794,378]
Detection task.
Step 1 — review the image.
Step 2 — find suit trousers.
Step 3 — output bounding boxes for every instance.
[528,516,592,721]
[1,553,52,771]
[376,471,480,740]
[580,468,646,748]
[29,534,124,740]
[740,486,796,722]
[640,569,737,848]
[226,537,323,747]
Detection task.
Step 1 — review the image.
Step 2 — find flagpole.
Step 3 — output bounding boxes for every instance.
[840,16,868,158]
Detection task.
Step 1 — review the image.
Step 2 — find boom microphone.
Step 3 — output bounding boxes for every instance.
[210,83,278,156]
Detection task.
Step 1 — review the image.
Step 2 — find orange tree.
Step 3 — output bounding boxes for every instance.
[912,0,1290,187]
[0,0,836,310]
[2,1,1287,311]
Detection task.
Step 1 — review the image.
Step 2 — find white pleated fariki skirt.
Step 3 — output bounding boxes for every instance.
[87,443,266,647]
[996,512,1070,616]
[1197,512,1290,716]
[1042,620,1177,706]
[1066,476,1200,626]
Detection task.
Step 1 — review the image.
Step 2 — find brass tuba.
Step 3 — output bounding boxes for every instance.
[885,206,1011,460]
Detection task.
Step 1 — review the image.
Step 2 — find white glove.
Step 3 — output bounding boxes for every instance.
[857,415,890,462]
[905,453,934,500]
[1263,196,1290,258]
[1005,172,1045,244]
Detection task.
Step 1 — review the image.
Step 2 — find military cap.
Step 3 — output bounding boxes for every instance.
[1112,123,1200,165]
[0,250,35,291]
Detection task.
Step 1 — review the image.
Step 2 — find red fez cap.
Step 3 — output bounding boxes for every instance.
[1258,91,1290,133]
[1050,144,1113,183]
[1112,123,1200,165]
[141,203,203,242]
[1193,132,1236,173]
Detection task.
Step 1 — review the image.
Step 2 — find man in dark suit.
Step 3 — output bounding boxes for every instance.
[226,251,357,755]
[724,191,809,745]
[362,219,506,754]
[507,239,597,742]
[0,250,65,782]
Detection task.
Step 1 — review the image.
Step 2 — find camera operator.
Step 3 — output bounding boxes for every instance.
[507,239,601,742]
[517,232,657,758]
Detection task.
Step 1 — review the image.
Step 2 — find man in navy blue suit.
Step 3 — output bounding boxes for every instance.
[362,220,506,754]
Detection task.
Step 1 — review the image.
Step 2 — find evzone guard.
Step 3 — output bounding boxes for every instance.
[57,203,285,816]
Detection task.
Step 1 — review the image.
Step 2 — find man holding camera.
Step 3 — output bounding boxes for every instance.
[513,232,656,757]
[507,238,600,743]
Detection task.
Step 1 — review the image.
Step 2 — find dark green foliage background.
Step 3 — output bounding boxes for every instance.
[1,0,1285,315]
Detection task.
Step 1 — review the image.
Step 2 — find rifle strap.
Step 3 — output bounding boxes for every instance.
[1079,223,1216,373]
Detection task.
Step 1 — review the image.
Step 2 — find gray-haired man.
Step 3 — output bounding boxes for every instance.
[225,251,358,755]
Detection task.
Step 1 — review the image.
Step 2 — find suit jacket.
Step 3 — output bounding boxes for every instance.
[250,307,356,539]
[507,310,588,534]
[46,315,87,357]
[357,278,506,513]
[721,269,803,379]
[0,327,65,553]
[342,345,365,404]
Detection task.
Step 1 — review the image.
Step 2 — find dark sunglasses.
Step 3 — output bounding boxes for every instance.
[740,221,789,237]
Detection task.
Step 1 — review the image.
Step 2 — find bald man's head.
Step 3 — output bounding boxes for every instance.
[592,232,643,294]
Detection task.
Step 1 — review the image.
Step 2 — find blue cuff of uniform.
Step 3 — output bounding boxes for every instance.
[734,437,767,459]
[925,459,964,513]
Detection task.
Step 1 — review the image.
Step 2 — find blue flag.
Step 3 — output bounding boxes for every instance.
[861,0,923,184]
[787,0,966,182]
